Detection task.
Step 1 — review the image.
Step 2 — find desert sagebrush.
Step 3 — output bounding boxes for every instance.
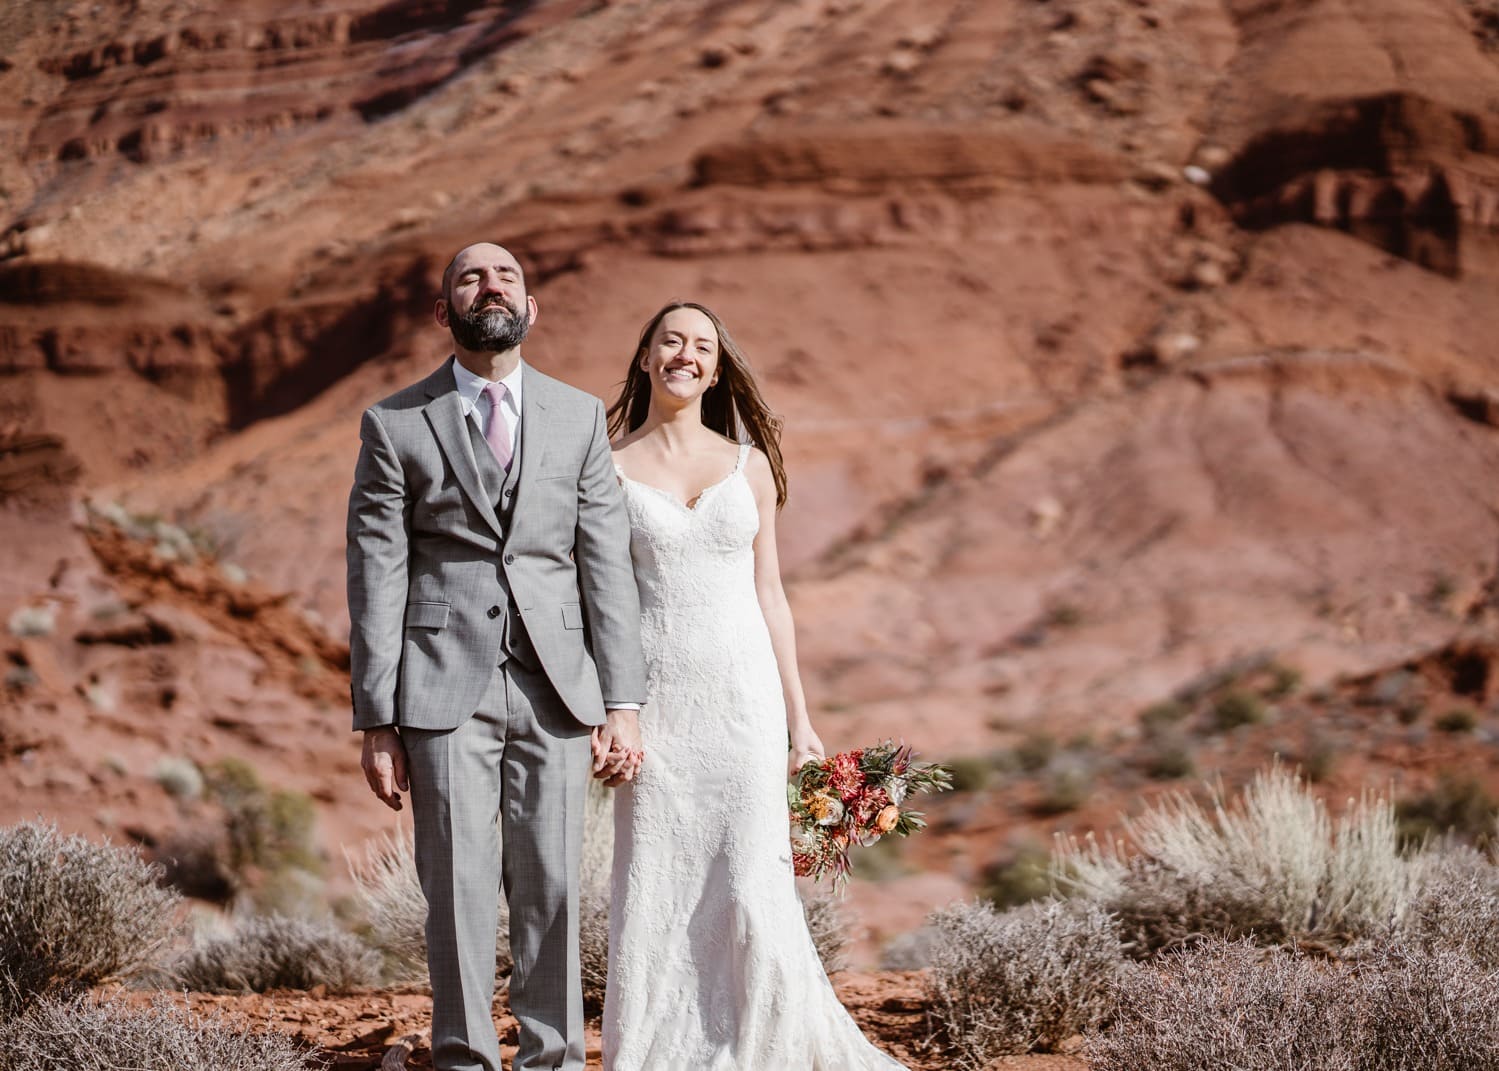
[580,894,610,1017]
[1086,939,1359,1071]
[0,821,180,1013]
[172,913,380,994]
[1396,845,1499,969]
[0,992,313,1071]
[1087,937,1499,1071]
[925,898,1123,1067]
[1057,766,1415,954]
[800,889,850,974]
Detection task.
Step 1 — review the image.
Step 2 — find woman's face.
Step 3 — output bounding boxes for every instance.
[642,307,720,406]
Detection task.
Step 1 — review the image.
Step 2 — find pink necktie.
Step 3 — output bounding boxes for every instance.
[483,382,512,472]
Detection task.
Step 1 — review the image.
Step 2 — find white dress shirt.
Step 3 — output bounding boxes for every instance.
[452,355,524,466]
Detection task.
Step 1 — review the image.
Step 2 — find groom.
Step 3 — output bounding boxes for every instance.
[346,242,646,1071]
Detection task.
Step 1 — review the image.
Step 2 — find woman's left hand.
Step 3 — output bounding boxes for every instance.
[788,726,826,776]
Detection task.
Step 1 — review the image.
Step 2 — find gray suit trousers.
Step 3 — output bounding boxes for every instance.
[404,662,590,1071]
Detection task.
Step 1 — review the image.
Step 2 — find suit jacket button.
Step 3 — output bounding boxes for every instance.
[503,488,513,497]
[504,553,516,564]
[487,606,501,618]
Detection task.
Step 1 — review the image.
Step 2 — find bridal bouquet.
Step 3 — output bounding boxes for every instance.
[788,742,952,893]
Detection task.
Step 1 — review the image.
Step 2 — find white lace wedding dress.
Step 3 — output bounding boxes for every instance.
[603,443,906,1071]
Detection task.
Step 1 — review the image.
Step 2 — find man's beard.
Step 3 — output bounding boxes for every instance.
[449,297,530,352]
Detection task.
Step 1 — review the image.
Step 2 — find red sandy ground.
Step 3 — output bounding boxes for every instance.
[141,971,1086,1071]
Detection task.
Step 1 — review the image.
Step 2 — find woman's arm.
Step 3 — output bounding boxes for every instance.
[747,448,825,772]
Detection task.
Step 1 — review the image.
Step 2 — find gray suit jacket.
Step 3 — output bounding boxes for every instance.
[346,358,646,731]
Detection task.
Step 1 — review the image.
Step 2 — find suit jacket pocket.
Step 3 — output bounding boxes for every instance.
[561,602,584,630]
[405,601,450,630]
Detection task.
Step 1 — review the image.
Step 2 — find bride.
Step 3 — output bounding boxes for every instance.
[601,301,906,1069]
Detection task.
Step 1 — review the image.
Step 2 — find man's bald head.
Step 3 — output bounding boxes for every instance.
[441,243,526,304]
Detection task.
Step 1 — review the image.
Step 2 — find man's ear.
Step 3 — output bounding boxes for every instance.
[434,298,450,329]
[526,293,539,326]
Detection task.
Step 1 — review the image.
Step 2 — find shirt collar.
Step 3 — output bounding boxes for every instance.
[451,356,524,417]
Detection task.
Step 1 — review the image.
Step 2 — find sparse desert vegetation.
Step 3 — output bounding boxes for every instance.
[0,822,319,1067]
[0,822,180,1014]
[915,765,1499,1069]
[172,913,381,994]
[17,755,1499,1071]
[925,898,1123,1067]
[0,994,314,1071]
[1087,939,1499,1071]
[1057,766,1416,954]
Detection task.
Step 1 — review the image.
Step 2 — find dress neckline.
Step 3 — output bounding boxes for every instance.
[616,442,750,514]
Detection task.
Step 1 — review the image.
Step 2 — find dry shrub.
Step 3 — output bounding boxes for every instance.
[172,914,380,994]
[206,760,321,882]
[151,825,236,902]
[881,925,939,969]
[580,894,610,1018]
[1086,938,1499,1071]
[1397,846,1499,969]
[800,890,849,974]
[980,840,1054,909]
[579,777,615,901]
[1395,773,1499,850]
[1087,940,1358,1070]
[0,992,314,1070]
[346,826,502,983]
[1354,944,1499,1067]
[925,898,1123,1067]
[0,822,180,1014]
[1211,689,1265,731]
[1058,766,1415,955]
[153,756,204,801]
[346,780,614,985]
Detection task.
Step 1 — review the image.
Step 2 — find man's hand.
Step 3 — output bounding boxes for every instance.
[591,708,643,786]
[362,727,410,811]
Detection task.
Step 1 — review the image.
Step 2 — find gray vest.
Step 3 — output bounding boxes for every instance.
[467,418,539,671]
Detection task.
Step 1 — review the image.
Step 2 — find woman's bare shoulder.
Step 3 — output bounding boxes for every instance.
[743,443,775,493]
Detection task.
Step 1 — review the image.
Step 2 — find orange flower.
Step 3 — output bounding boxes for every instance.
[875,805,900,833]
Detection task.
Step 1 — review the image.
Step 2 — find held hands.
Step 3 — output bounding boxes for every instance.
[362,727,410,811]
[788,725,826,777]
[592,708,644,787]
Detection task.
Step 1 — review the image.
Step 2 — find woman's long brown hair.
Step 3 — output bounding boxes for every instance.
[607,302,788,509]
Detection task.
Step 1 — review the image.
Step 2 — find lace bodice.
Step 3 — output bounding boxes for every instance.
[616,443,759,620]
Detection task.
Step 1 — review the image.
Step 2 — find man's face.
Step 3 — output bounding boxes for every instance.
[438,244,536,353]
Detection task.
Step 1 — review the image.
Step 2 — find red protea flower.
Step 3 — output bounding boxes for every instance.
[853,785,891,826]
[827,751,864,800]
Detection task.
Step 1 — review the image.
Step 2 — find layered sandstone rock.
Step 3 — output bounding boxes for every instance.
[2,0,1498,940]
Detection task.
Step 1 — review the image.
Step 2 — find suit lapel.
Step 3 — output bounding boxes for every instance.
[422,360,506,543]
[508,363,550,520]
